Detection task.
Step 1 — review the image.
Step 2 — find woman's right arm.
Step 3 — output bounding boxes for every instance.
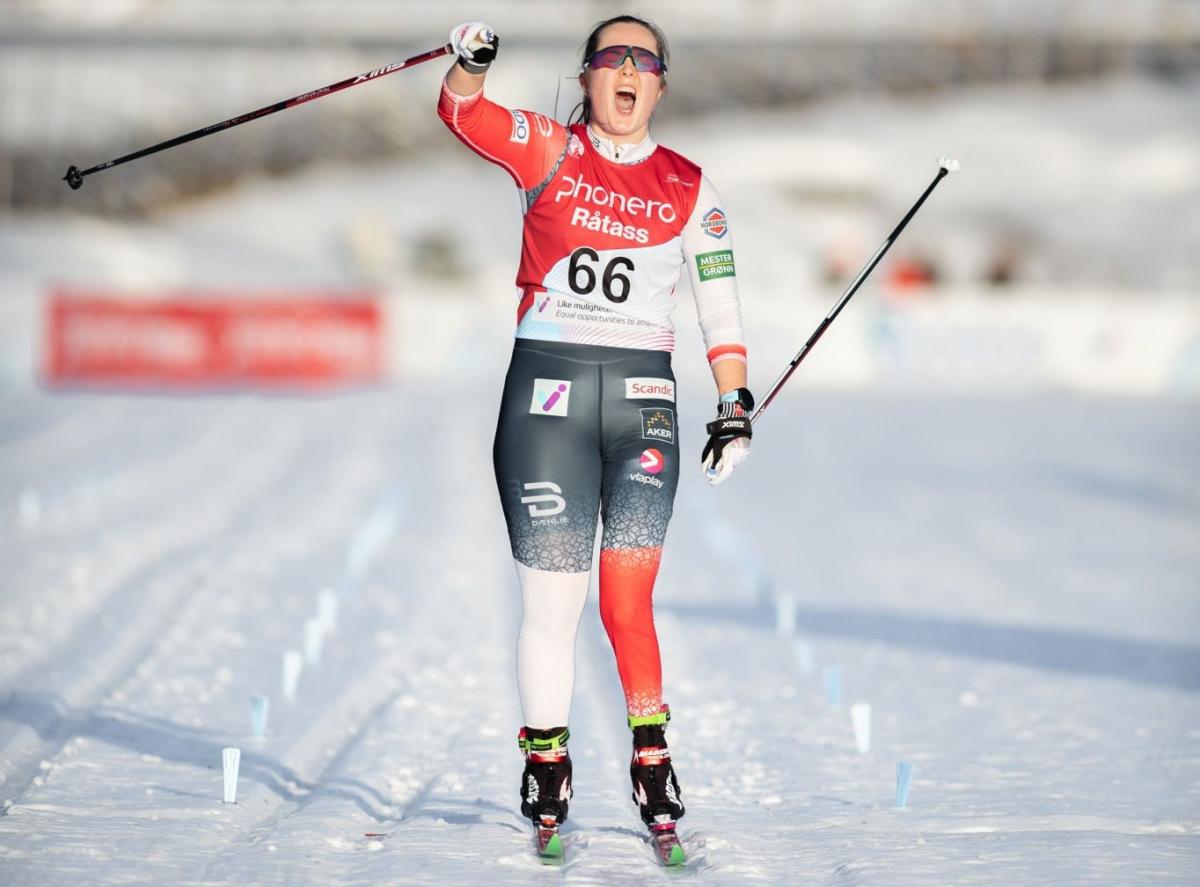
[438,22,566,192]
[445,60,486,98]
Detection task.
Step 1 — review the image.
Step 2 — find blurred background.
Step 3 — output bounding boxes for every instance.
[1,0,1198,394]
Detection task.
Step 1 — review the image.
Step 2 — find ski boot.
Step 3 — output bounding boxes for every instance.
[628,707,686,864]
[518,726,572,859]
[629,708,685,826]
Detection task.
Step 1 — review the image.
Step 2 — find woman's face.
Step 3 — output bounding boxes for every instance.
[580,22,666,144]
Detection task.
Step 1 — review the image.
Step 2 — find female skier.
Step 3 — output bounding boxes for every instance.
[438,15,754,857]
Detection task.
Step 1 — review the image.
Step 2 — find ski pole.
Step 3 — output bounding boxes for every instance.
[751,156,960,425]
[62,43,453,190]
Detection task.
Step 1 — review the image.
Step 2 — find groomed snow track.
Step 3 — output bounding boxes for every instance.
[1,390,1198,884]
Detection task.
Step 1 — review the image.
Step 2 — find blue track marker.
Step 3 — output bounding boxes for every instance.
[896,761,914,808]
[822,665,843,707]
[250,695,270,738]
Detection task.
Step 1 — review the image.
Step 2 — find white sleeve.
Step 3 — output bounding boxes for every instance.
[682,174,747,369]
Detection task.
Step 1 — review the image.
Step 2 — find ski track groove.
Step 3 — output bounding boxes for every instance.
[192,404,516,884]
[195,621,421,882]
[2,392,1198,883]
[2,400,273,648]
[331,412,530,884]
[0,395,405,883]
[0,394,143,471]
[0,398,270,685]
[190,444,414,878]
[0,413,311,807]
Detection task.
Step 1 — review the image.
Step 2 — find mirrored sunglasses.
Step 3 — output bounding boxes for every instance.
[584,45,667,75]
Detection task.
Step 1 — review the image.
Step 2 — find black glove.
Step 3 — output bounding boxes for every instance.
[700,388,754,486]
[449,22,500,74]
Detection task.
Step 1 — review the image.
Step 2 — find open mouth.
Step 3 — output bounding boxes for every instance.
[615,85,637,114]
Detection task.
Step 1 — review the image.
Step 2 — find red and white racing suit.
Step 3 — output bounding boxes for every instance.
[439,81,746,726]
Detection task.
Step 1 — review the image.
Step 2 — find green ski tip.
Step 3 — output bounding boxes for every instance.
[667,844,686,866]
[541,833,563,858]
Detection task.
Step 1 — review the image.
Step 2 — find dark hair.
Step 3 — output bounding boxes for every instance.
[569,15,670,127]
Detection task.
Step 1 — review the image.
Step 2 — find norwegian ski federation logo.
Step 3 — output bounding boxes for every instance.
[700,207,728,239]
[640,408,674,445]
[640,448,664,475]
[531,379,571,416]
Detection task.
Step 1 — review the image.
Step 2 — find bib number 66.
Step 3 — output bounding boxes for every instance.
[568,247,634,304]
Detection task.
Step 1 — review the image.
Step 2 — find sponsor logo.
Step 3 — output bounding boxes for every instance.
[636,746,670,765]
[553,173,678,224]
[353,62,404,84]
[567,134,585,157]
[640,408,675,444]
[569,207,648,244]
[640,448,664,475]
[530,378,570,416]
[628,471,664,489]
[695,249,736,281]
[537,295,550,313]
[510,110,529,144]
[521,481,566,518]
[700,207,728,239]
[531,112,554,138]
[624,377,675,402]
[665,173,695,188]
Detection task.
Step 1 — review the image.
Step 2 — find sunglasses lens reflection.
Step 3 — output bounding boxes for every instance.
[591,47,628,68]
[588,45,664,74]
[631,48,663,73]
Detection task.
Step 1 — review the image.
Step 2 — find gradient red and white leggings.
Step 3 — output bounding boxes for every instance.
[494,338,680,728]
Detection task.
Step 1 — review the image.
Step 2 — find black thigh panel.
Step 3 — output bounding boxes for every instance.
[599,353,680,551]
[493,339,681,572]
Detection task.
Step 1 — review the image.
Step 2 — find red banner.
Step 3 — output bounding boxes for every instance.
[42,291,383,389]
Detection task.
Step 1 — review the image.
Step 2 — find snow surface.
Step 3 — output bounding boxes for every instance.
[0,389,1197,884]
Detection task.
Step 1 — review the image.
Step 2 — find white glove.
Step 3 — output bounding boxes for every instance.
[449,21,499,72]
[703,436,750,486]
[700,388,754,487]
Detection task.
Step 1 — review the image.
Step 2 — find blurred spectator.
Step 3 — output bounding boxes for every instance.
[886,253,940,295]
[984,237,1022,288]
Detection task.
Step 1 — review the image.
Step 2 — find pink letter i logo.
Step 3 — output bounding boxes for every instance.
[530,379,571,417]
[541,383,567,412]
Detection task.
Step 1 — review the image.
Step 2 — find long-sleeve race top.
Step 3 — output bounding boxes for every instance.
[438,81,746,369]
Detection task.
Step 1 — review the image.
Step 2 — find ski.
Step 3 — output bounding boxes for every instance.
[534,816,564,863]
[649,823,686,866]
